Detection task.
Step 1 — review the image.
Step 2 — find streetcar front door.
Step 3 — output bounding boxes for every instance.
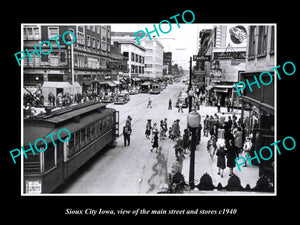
[114,111,119,137]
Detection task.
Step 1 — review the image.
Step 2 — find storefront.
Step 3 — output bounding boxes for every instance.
[240,72,274,182]
[212,84,233,106]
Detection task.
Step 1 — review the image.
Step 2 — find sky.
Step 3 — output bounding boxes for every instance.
[110,23,214,70]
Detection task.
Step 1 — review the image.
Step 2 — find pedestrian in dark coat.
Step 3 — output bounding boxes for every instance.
[216,144,226,177]
[172,120,180,139]
[168,99,172,110]
[182,129,189,154]
[226,140,239,176]
[174,138,185,161]
[145,119,152,139]
[123,124,132,146]
[151,127,159,153]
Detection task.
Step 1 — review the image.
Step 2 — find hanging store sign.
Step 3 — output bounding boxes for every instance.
[214,88,228,93]
[193,55,210,61]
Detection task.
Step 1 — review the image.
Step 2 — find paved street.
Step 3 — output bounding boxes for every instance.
[59,82,259,194]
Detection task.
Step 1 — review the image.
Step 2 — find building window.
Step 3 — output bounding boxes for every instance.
[131,52,134,61]
[97,39,100,49]
[248,26,256,59]
[123,52,129,60]
[77,31,85,45]
[87,35,91,47]
[23,26,40,40]
[48,27,59,39]
[257,26,268,56]
[50,52,59,66]
[92,37,96,48]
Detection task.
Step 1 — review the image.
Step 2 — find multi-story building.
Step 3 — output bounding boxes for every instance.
[110,38,145,78]
[239,25,275,181]
[163,52,172,75]
[196,25,247,106]
[110,31,163,78]
[140,38,164,78]
[74,25,111,89]
[23,25,111,102]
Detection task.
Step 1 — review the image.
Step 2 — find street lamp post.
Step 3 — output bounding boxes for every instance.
[188,57,192,113]
[187,109,200,189]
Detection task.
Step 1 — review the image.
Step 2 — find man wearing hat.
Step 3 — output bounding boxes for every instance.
[174,138,185,161]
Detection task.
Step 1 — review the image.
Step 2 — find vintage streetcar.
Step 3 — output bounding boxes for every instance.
[23,102,119,194]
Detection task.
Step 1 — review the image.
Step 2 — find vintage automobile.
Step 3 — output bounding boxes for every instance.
[114,94,127,104]
[176,96,188,108]
[102,94,114,103]
[114,93,130,104]
[129,88,139,95]
[150,83,161,94]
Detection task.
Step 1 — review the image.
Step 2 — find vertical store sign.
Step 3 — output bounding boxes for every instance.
[65,31,75,85]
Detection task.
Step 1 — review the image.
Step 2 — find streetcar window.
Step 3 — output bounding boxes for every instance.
[90,124,95,138]
[103,117,106,129]
[69,133,75,150]
[99,120,103,135]
[44,142,56,172]
[75,130,80,145]
[95,120,100,136]
[87,126,91,139]
[80,128,86,142]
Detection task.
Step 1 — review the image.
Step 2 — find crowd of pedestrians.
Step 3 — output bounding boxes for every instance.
[204,113,250,177]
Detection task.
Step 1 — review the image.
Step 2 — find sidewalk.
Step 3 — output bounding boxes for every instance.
[181,134,260,192]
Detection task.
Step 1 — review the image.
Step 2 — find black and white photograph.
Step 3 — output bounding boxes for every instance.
[20,23,276,195]
[4,3,299,221]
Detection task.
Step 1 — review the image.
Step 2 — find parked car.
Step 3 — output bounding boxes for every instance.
[102,94,114,103]
[114,94,127,104]
[115,92,130,104]
[129,89,139,95]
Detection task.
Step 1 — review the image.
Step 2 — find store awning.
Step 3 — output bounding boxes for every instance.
[106,80,117,87]
[141,81,151,86]
[206,85,213,90]
[132,78,141,82]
